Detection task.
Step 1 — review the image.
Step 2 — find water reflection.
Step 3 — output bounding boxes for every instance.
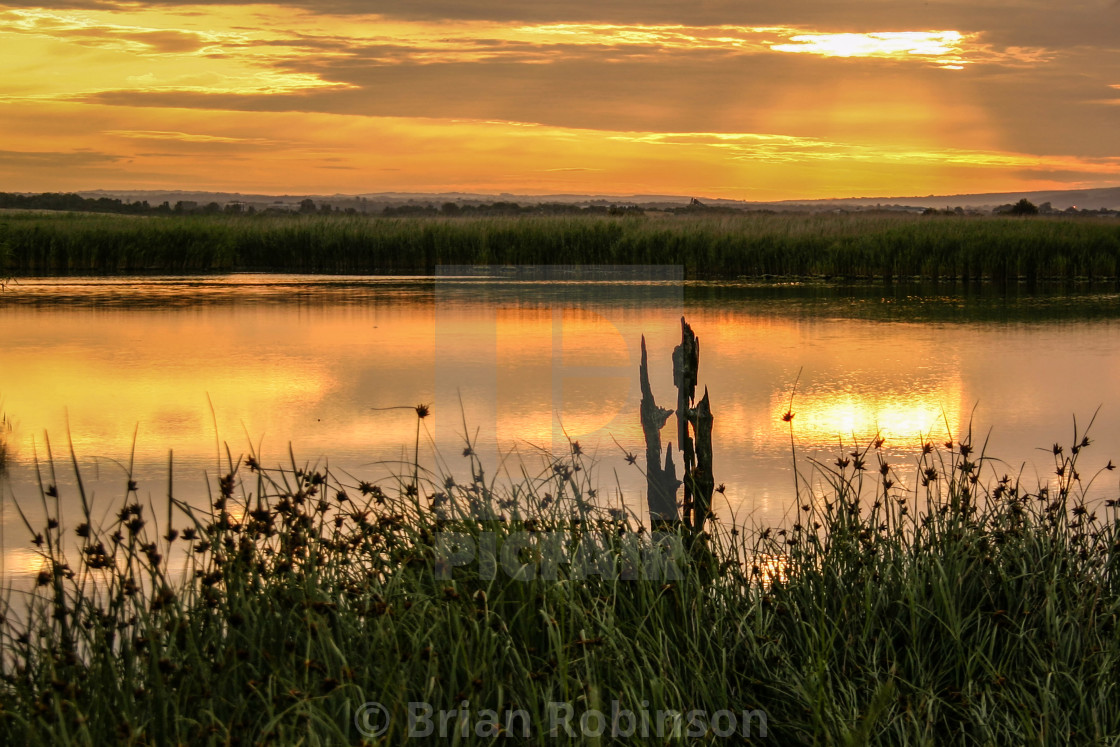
[2,275,1120,582]
[768,386,962,448]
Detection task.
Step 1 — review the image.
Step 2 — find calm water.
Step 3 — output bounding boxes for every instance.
[2,273,1120,578]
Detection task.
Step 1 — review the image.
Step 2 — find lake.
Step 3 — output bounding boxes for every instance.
[2,271,1120,579]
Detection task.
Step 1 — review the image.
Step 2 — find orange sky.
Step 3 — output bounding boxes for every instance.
[2,1,1120,200]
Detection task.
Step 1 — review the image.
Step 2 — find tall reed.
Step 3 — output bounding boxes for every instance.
[0,409,1117,743]
[2,211,1118,280]
[0,408,9,480]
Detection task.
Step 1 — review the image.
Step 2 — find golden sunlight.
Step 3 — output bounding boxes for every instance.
[772,386,963,449]
[0,8,350,97]
[770,31,970,69]
[0,2,1113,197]
[494,308,639,451]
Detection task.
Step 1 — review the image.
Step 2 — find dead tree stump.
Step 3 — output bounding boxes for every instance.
[688,389,714,533]
[639,317,715,535]
[639,336,679,528]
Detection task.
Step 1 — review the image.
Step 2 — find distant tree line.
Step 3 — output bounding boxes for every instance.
[0,192,660,218]
[382,201,649,217]
[380,198,773,217]
[0,192,262,216]
[5,192,1116,220]
[923,199,1119,217]
[0,192,767,219]
[0,192,162,214]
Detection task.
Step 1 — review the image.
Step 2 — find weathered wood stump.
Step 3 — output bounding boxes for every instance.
[639,336,680,528]
[688,390,714,533]
[639,317,715,536]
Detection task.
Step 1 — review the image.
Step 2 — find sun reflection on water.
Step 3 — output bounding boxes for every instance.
[777,385,963,449]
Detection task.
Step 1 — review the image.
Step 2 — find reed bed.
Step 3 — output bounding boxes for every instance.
[1,408,1118,745]
[2,211,1119,280]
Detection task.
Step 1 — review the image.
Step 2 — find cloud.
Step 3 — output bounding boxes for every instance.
[43,0,1108,164]
[0,8,352,96]
[0,149,121,166]
[765,30,1050,69]
[605,130,1120,176]
[0,0,1096,24]
[103,129,285,146]
[268,22,1052,70]
[2,100,1116,198]
[2,0,1118,197]
[0,8,218,54]
[66,44,1044,133]
[0,8,1062,71]
[510,24,1054,68]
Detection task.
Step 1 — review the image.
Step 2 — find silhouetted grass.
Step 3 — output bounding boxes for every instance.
[0,407,9,481]
[1,408,1118,744]
[2,211,1119,280]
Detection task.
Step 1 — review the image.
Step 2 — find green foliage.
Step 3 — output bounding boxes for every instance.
[1010,199,1040,216]
[0,223,10,279]
[1,211,1119,279]
[1,413,1119,744]
[0,407,9,480]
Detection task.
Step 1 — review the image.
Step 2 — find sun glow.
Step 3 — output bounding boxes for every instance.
[0,2,1110,197]
[773,388,963,449]
[771,31,970,69]
[0,8,1002,104]
[488,308,642,453]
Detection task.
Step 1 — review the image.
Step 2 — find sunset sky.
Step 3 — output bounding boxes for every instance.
[2,0,1119,200]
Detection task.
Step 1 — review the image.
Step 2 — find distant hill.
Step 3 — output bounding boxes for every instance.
[767,187,1120,212]
[43,185,1120,213]
[71,190,695,213]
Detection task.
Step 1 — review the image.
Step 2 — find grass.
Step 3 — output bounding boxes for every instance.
[1,405,1118,745]
[0,408,9,482]
[2,210,1120,280]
